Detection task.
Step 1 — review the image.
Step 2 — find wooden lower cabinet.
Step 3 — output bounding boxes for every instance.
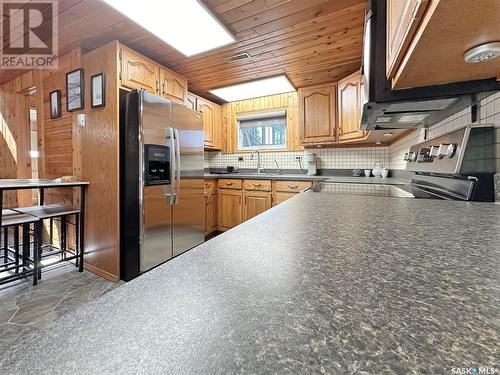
[244,191,272,221]
[213,179,313,232]
[205,193,218,235]
[273,192,297,206]
[218,189,243,231]
[273,180,313,206]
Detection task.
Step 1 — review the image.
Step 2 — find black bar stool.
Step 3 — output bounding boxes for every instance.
[14,204,82,280]
[1,209,40,286]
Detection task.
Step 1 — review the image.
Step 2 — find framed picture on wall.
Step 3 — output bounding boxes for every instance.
[66,68,84,111]
[49,90,61,119]
[91,73,105,108]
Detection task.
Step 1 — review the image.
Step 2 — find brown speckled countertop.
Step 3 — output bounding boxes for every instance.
[2,190,499,374]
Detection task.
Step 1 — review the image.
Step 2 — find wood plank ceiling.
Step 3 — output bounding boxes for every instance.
[0,0,367,103]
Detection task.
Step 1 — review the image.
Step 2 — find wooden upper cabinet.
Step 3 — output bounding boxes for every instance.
[159,68,187,104]
[120,47,158,93]
[197,96,222,150]
[386,0,429,79]
[299,83,337,145]
[338,71,366,142]
[243,191,271,221]
[186,93,197,111]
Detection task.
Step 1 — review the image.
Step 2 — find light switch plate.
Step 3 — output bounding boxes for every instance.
[77,114,86,127]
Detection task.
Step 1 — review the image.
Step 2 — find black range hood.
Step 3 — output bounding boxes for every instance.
[360,0,500,130]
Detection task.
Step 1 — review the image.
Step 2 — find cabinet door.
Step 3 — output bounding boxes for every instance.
[299,83,337,145]
[159,68,187,104]
[120,47,158,93]
[218,189,243,230]
[273,192,297,206]
[198,97,222,149]
[338,71,366,142]
[205,194,218,235]
[186,93,197,110]
[243,191,272,221]
[386,0,429,79]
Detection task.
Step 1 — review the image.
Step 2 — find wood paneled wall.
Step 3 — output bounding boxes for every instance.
[222,92,302,153]
[41,49,81,207]
[0,77,33,207]
[0,42,121,282]
[79,41,120,282]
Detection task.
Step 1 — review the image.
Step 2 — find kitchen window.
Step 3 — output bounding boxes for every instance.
[237,110,287,149]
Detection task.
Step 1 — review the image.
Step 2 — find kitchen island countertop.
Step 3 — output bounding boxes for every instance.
[2,190,499,374]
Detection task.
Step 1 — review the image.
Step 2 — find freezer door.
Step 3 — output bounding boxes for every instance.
[171,104,205,257]
[142,185,173,272]
[139,91,175,271]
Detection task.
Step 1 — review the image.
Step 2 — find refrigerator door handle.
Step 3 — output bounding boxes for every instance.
[173,128,181,204]
[165,127,176,204]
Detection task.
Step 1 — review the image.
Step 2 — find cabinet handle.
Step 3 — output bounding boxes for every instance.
[253,184,262,187]
[239,196,242,204]
[226,182,233,186]
[288,185,298,189]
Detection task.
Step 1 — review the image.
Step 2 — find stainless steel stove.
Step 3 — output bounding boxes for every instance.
[312,126,497,201]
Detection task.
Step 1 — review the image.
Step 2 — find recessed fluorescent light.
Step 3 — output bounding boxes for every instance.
[210,75,295,102]
[102,0,235,57]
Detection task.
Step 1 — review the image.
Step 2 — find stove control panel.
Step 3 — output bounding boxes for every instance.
[405,126,496,174]
[405,126,468,174]
[416,147,432,163]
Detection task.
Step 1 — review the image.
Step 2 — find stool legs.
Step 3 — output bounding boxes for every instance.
[34,221,42,284]
[22,223,30,274]
[13,226,19,274]
[3,227,7,263]
[75,214,80,269]
[61,216,67,261]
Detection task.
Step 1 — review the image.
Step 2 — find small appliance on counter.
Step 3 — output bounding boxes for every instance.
[209,166,236,174]
[305,151,317,176]
[371,161,383,177]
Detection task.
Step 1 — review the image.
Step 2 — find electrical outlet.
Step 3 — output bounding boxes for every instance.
[295,155,302,161]
[238,156,244,161]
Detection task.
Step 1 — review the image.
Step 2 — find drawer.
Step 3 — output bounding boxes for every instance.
[244,179,272,192]
[218,179,242,190]
[204,179,217,194]
[275,180,312,193]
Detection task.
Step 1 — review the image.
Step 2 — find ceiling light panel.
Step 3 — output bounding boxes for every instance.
[103,0,235,57]
[210,75,296,102]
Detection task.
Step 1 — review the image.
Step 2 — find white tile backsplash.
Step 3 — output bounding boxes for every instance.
[389,92,500,171]
[206,147,391,171]
[205,92,500,172]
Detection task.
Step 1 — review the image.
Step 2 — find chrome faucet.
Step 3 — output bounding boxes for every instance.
[274,159,281,175]
[250,149,263,174]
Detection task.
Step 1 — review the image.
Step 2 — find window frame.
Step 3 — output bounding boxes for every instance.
[236,109,288,151]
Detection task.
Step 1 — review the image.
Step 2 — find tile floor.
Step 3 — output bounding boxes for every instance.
[0,263,121,351]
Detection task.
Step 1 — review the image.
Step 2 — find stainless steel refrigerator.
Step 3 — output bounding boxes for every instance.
[120,90,204,281]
